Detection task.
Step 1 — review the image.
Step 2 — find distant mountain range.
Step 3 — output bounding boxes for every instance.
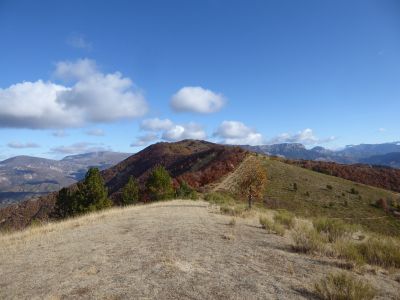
[0,151,131,206]
[241,141,400,168]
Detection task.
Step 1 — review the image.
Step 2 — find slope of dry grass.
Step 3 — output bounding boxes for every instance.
[1,200,399,299]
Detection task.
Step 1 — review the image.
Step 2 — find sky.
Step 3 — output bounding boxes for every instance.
[0,0,399,160]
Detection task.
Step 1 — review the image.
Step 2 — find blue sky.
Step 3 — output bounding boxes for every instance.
[0,0,399,159]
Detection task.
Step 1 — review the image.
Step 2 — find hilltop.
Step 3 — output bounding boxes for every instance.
[0,140,399,236]
[1,200,399,299]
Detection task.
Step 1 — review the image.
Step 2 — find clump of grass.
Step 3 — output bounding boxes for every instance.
[274,210,295,229]
[326,184,333,190]
[219,204,246,217]
[259,215,285,236]
[291,225,327,254]
[314,272,376,300]
[356,236,400,268]
[313,217,356,243]
[204,192,235,205]
[334,240,365,267]
[228,218,236,226]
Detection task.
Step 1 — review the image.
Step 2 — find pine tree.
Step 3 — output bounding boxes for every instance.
[76,167,112,213]
[122,176,140,205]
[146,165,174,201]
[55,187,76,217]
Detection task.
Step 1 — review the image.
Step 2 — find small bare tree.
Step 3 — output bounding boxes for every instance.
[237,157,267,209]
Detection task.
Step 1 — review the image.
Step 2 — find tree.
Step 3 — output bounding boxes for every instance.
[146,165,174,201]
[122,176,140,205]
[55,168,112,217]
[76,167,112,212]
[237,157,267,209]
[55,187,76,218]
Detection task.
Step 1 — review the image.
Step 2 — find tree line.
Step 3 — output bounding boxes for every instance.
[55,165,196,217]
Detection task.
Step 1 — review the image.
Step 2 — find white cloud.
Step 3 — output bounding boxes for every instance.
[86,129,105,136]
[214,121,263,145]
[0,59,148,129]
[50,142,110,154]
[162,123,207,141]
[269,128,335,145]
[66,33,92,50]
[140,118,174,131]
[170,86,225,114]
[130,133,159,147]
[139,117,206,143]
[7,142,40,149]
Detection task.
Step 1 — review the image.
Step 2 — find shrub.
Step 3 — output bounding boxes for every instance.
[259,215,285,236]
[176,181,197,199]
[293,182,298,191]
[326,184,333,190]
[121,176,139,205]
[314,272,376,300]
[313,217,355,243]
[291,225,326,254]
[146,165,174,201]
[219,204,246,217]
[305,191,310,197]
[274,210,295,228]
[349,188,359,195]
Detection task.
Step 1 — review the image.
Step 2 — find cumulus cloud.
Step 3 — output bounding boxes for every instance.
[162,123,206,141]
[86,129,105,136]
[269,128,335,145]
[214,121,263,145]
[130,133,159,147]
[170,86,225,114]
[134,118,207,146]
[7,142,40,149]
[0,59,148,129]
[50,142,110,154]
[66,33,92,50]
[140,118,174,131]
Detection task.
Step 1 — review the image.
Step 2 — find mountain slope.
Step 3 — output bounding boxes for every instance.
[361,152,400,169]
[0,151,131,206]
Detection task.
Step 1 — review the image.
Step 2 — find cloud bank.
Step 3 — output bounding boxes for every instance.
[0,59,148,129]
[170,86,225,114]
[7,142,41,149]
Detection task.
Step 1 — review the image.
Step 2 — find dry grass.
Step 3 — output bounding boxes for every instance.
[259,215,285,236]
[274,210,295,229]
[314,272,376,300]
[313,217,357,243]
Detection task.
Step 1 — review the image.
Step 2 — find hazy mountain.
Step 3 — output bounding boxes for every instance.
[0,151,131,206]
[360,152,400,169]
[242,141,400,167]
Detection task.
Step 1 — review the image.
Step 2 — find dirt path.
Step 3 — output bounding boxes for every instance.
[0,200,398,299]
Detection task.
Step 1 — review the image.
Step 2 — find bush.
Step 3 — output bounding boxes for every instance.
[314,272,376,300]
[121,176,139,205]
[259,215,285,236]
[349,188,359,195]
[274,210,295,228]
[146,165,174,201]
[219,204,246,217]
[326,184,333,190]
[176,181,197,199]
[313,217,355,243]
[291,225,326,254]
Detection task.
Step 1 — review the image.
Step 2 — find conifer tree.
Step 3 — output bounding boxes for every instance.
[146,165,174,201]
[122,175,140,205]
